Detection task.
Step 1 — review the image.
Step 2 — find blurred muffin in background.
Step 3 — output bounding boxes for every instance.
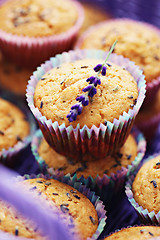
[0,0,84,67]
[75,19,160,105]
[0,52,34,96]
[135,88,160,141]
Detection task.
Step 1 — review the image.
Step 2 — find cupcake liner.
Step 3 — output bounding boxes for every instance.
[16,172,107,240]
[0,0,84,68]
[0,93,36,167]
[31,127,146,209]
[135,113,160,142]
[75,18,160,106]
[125,154,160,225]
[0,165,76,240]
[27,49,146,161]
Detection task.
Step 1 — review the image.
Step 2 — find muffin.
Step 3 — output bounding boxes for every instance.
[27,49,145,160]
[0,0,84,67]
[21,177,98,240]
[0,97,35,167]
[0,175,105,240]
[33,132,138,178]
[0,97,29,152]
[32,127,146,208]
[132,156,160,214]
[0,52,34,95]
[135,88,160,141]
[105,226,160,239]
[34,58,138,129]
[126,154,160,224]
[78,2,111,36]
[75,19,160,104]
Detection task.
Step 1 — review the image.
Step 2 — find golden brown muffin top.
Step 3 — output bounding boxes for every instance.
[133,155,160,214]
[78,3,110,36]
[22,178,98,240]
[38,134,137,178]
[34,59,138,128]
[0,98,30,152]
[105,226,160,239]
[0,0,78,37]
[135,89,160,123]
[0,53,34,95]
[79,19,160,83]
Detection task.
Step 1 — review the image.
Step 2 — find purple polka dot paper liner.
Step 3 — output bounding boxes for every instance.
[0,0,84,68]
[16,173,107,240]
[125,154,160,225]
[26,49,146,161]
[0,93,36,167]
[31,127,146,209]
[75,18,160,107]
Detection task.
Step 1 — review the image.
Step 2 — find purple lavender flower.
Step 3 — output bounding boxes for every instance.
[94,64,102,72]
[83,84,97,97]
[67,103,82,122]
[101,66,107,76]
[88,86,97,97]
[76,95,89,106]
[86,77,101,87]
[66,40,118,122]
[86,76,95,84]
[82,85,92,92]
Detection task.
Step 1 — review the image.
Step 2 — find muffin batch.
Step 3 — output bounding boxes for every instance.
[0,0,160,239]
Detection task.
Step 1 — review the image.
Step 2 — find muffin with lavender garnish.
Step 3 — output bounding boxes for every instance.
[27,42,146,160]
[0,0,84,67]
[75,18,160,105]
[104,226,160,239]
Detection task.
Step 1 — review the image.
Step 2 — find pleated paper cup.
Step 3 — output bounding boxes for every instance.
[0,0,84,68]
[27,49,146,161]
[16,173,107,240]
[31,127,146,209]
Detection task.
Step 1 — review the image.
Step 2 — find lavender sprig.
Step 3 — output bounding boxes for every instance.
[67,40,117,123]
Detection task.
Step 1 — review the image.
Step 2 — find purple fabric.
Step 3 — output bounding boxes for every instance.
[79,0,160,28]
[0,165,75,240]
